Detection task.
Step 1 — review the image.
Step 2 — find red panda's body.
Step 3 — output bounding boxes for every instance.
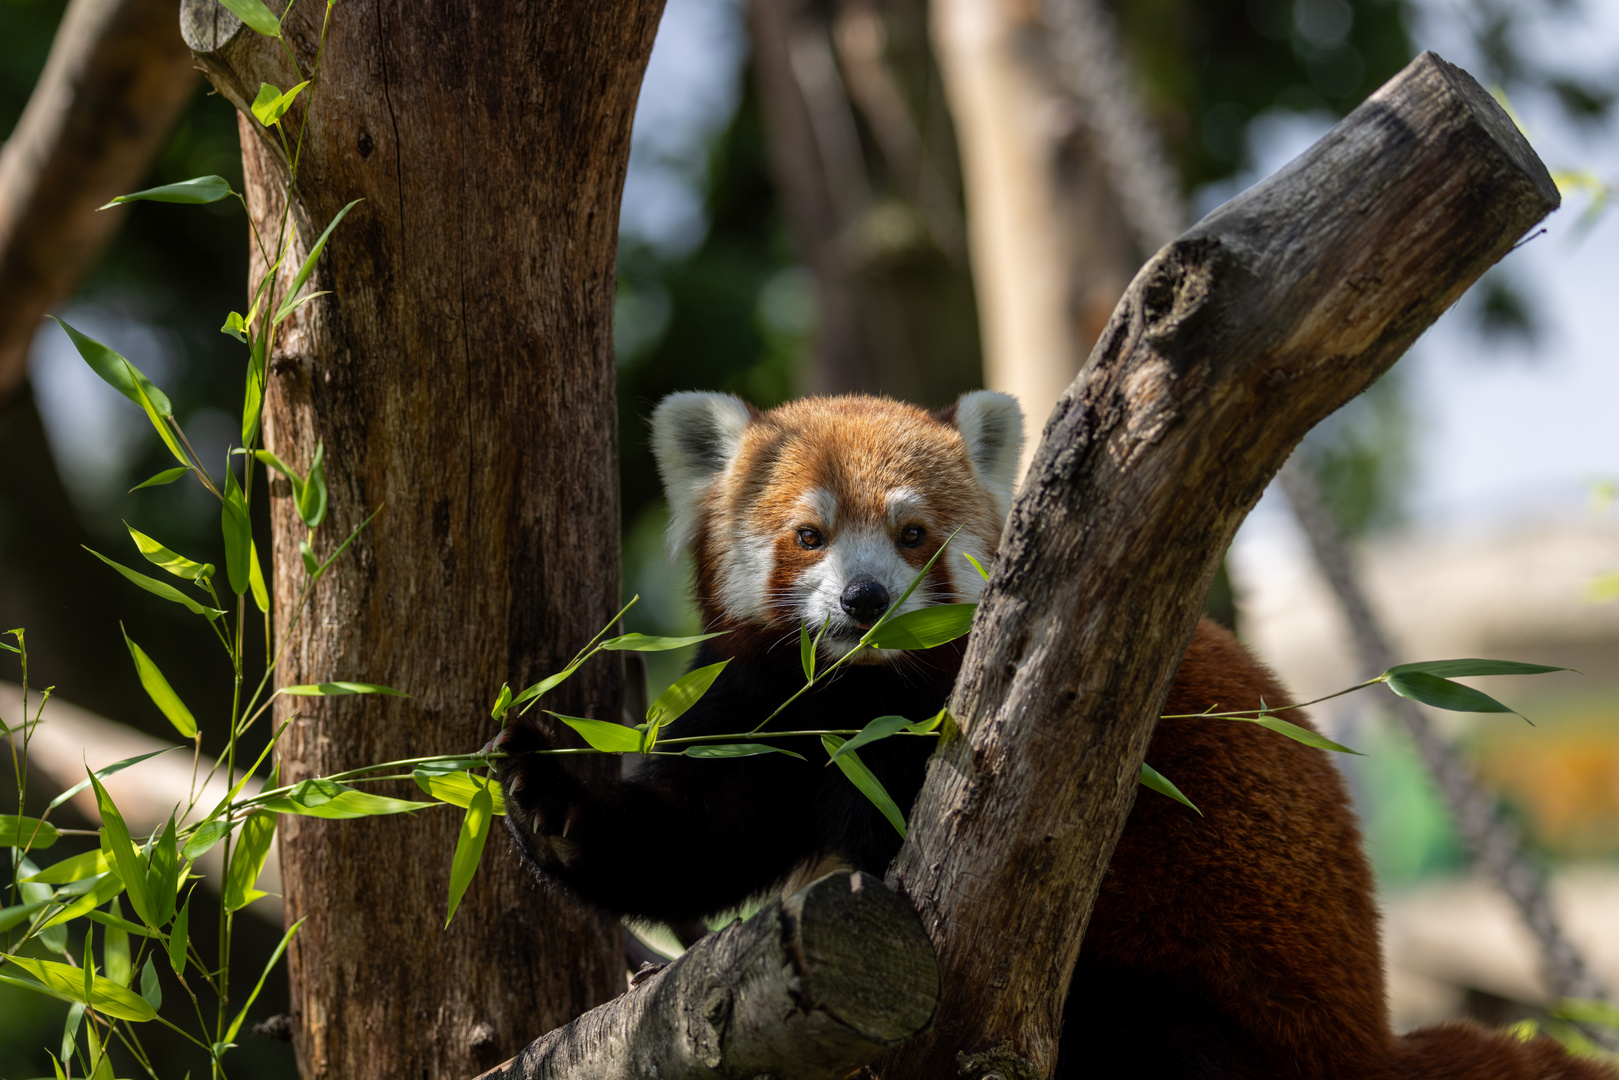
[498,393,1613,1079]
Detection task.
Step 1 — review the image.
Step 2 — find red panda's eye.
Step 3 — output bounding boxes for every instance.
[899,526,925,548]
[797,528,824,550]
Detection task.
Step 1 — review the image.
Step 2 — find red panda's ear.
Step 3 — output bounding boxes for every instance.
[952,390,1025,518]
[651,392,753,558]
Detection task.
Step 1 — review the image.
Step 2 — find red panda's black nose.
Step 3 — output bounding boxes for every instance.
[840,578,890,624]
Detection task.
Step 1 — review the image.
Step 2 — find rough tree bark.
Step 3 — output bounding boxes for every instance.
[0,0,197,408]
[876,52,1560,1078]
[474,873,939,1080]
[180,2,664,1077]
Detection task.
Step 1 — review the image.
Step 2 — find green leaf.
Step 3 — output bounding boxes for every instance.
[249,541,270,614]
[251,449,303,494]
[1386,671,1519,716]
[217,0,281,37]
[222,811,276,911]
[827,715,911,763]
[60,1000,84,1066]
[445,786,493,927]
[511,667,576,713]
[23,849,112,885]
[224,918,304,1047]
[279,681,408,697]
[139,956,162,1009]
[38,872,125,931]
[221,311,248,341]
[85,547,225,621]
[250,80,310,127]
[0,814,59,849]
[104,898,131,987]
[296,442,327,527]
[646,660,728,730]
[799,621,814,682]
[821,736,906,838]
[490,684,513,723]
[166,894,190,976]
[885,527,959,617]
[1139,762,1201,814]
[1383,659,1570,679]
[257,779,420,820]
[89,773,156,928]
[546,713,641,753]
[100,175,232,209]
[300,539,319,577]
[48,748,175,814]
[275,200,362,324]
[149,817,179,925]
[181,820,229,862]
[126,524,212,582]
[243,329,266,445]
[222,467,253,596]
[907,707,948,735]
[121,626,198,738]
[1,957,157,1022]
[0,897,55,933]
[864,603,977,651]
[130,467,189,492]
[1254,716,1362,755]
[412,768,506,816]
[961,551,990,580]
[682,743,806,760]
[599,630,727,652]
[48,317,172,416]
[84,908,156,939]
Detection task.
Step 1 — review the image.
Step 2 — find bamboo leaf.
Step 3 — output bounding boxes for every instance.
[249,541,270,614]
[48,317,173,415]
[1139,762,1202,815]
[799,621,814,681]
[250,80,308,127]
[104,898,131,987]
[224,918,304,1044]
[1254,715,1362,755]
[412,768,506,816]
[599,630,727,652]
[1383,659,1569,679]
[1,957,157,1022]
[961,551,990,580]
[181,820,229,862]
[0,897,55,933]
[490,683,513,723]
[89,773,155,927]
[864,603,977,650]
[827,715,911,763]
[166,894,190,976]
[296,442,327,527]
[121,626,198,739]
[279,681,408,697]
[257,779,420,820]
[85,547,225,620]
[221,311,248,341]
[38,872,126,931]
[906,707,948,735]
[221,467,253,596]
[222,811,276,911]
[149,817,180,926]
[1386,671,1520,716]
[821,736,906,837]
[545,713,641,753]
[511,667,576,713]
[22,849,111,884]
[125,524,212,582]
[646,660,729,730]
[100,175,233,209]
[129,467,189,492]
[275,200,362,324]
[682,743,806,760]
[445,786,492,927]
[139,955,162,1009]
[0,814,59,849]
[216,0,281,37]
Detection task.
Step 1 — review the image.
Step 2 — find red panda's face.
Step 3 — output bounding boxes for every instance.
[652,392,1024,664]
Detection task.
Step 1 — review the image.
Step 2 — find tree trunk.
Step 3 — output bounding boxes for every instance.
[181,2,664,1077]
[474,872,939,1080]
[930,0,1169,475]
[877,52,1559,1078]
[0,0,198,408]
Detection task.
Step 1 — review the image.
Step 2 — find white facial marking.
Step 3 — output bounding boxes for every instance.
[885,487,924,527]
[714,525,775,624]
[801,488,837,531]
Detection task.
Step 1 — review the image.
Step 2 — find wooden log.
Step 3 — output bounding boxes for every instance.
[0,0,198,407]
[474,872,939,1080]
[877,51,1560,1079]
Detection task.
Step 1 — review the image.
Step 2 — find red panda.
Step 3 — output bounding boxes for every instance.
[497,392,1614,1079]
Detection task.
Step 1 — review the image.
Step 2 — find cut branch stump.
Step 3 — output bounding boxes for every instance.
[473,872,939,1080]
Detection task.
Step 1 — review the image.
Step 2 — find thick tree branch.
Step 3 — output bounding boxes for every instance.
[0,0,198,407]
[879,52,1560,1078]
[473,872,938,1080]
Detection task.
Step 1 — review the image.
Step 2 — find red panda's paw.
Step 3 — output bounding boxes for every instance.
[492,718,584,870]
